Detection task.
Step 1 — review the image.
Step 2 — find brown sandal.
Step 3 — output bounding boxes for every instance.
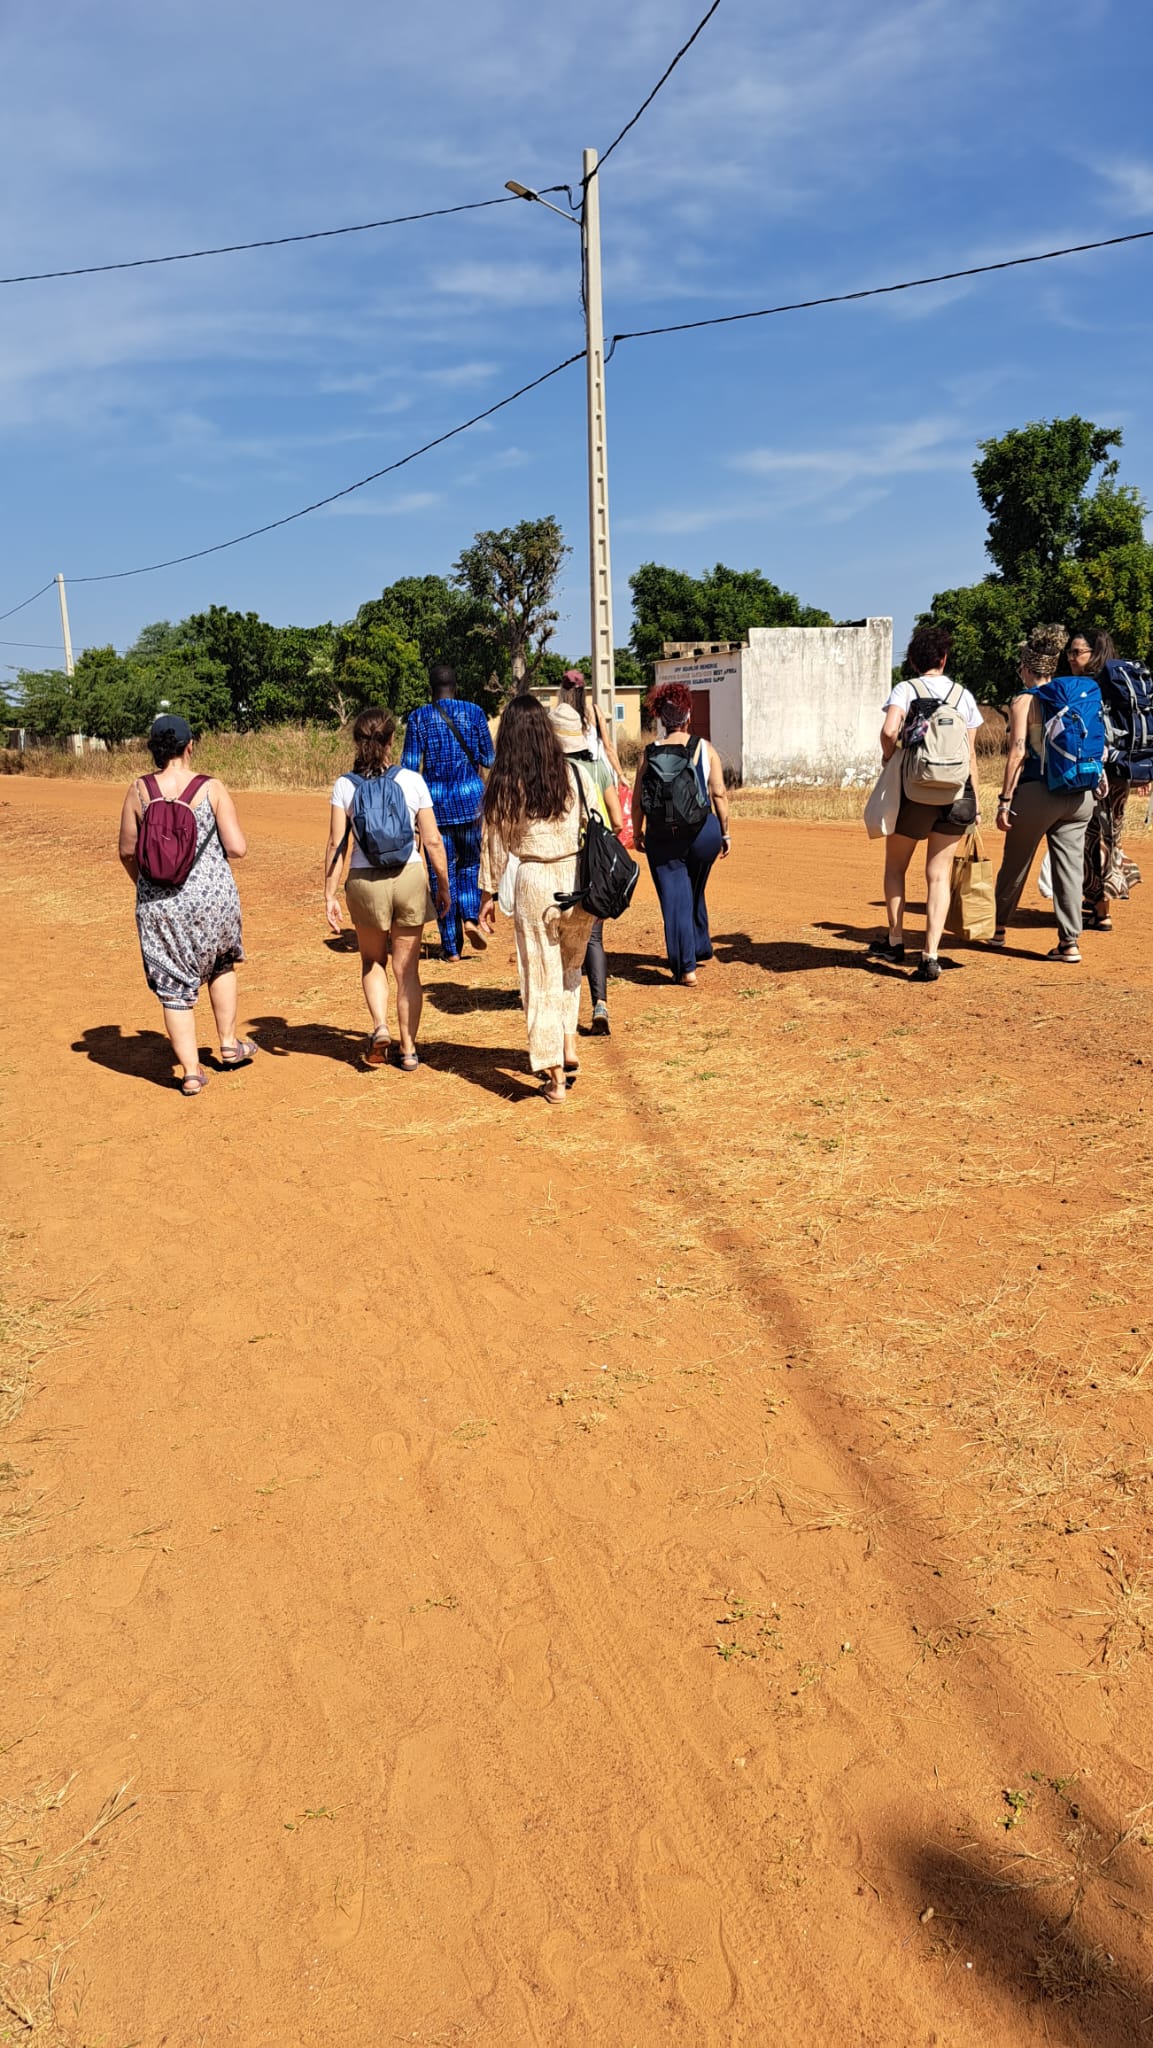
[219,1038,258,1067]
[362,1030,391,1069]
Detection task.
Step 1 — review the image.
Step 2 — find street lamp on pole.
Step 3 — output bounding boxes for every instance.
[505,158,617,728]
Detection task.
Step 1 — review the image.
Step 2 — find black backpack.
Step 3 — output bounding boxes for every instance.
[1100,659,1153,783]
[640,739,711,836]
[554,769,639,922]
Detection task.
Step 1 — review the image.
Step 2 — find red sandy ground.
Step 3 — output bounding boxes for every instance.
[2,776,1153,2047]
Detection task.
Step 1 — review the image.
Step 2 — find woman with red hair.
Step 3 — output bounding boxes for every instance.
[634,680,730,984]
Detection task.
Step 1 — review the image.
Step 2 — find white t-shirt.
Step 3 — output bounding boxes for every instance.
[331,768,432,869]
[883,674,983,730]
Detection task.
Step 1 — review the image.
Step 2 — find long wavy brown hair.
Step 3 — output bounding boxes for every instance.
[352,706,396,776]
[483,693,571,836]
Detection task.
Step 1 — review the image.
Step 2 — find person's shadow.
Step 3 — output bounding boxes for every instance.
[710,928,905,975]
[71,1025,184,1089]
[247,1015,538,1101]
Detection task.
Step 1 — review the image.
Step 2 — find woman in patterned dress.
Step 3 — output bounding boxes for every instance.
[118,714,254,1096]
[476,693,593,1107]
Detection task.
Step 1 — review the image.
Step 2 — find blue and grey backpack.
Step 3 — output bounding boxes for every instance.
[339,769,415,869]
[1033,676,1106,795]
[1100,659,1153,783]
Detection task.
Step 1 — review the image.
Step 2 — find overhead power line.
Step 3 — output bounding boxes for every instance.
[68,352,584,583]
[593,0,723,176]
[0,638,64,649]
[0,582,55,624]
[3,219,1151,609]
[0,193,537,287]
[606,225,1153,350]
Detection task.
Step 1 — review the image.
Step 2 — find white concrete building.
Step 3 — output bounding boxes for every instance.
[653,618,892,784]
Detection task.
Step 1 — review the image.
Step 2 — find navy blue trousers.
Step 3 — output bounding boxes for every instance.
[646,813,722,979]
[429,818,482,957]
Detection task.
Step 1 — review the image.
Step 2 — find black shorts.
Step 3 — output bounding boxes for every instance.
[894,778,977,841]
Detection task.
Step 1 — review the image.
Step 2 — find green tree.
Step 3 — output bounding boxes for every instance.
[629,561,832,677]
[331,619,425,719]
[452,516,568,691]
[975,417,1121,585]
[918,417,1153,701]
[357,574,506,708]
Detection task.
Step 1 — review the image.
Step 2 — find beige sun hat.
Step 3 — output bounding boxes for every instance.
[550,702,588,753]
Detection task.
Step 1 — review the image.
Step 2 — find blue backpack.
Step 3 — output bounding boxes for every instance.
[1033,677,1105,794]
[1100,659,1153,783]
[341,769,415,869]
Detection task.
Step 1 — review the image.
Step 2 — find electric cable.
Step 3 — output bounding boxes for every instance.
[68,351,584,582]
[606,225,1153,353]
[0,191,565,287]
[0,582,56,624]
[0,639,65,649]
[591,0,722,177]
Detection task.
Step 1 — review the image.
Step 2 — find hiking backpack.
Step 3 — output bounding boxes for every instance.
[1034,676,1106,795]
[1099,659,1153,783]
[899,684,969,806]
[639,740,711,836]
[554,769,639,922]
[340,769,415,869]
[136,773,216,887]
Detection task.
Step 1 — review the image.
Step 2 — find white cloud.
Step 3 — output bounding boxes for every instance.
[321,489,442,518]
[430,260,577,307]
[732,417,970,489]
[1091,158,1153,218]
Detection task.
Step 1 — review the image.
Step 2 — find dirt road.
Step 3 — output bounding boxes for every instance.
[3,777,1153,2045]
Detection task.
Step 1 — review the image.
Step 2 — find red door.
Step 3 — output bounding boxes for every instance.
[691,689,712,741]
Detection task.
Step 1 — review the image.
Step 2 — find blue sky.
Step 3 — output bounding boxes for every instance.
[2,0,1152,676]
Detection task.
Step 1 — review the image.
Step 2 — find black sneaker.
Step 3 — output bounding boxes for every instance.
[866,937,905,963]
[915,956,942,982]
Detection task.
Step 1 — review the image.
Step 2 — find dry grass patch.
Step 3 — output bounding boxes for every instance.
[0,1777,135,2041]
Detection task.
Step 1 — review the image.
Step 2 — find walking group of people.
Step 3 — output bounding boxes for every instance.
[117,670,731,1101]
[117,623,1146,1093]
[870,621,1151,980]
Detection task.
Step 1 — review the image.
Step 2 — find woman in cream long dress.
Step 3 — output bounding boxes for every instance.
[478,694,593,1106]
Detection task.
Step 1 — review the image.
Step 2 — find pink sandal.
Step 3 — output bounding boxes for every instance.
[181,1068,210,1097]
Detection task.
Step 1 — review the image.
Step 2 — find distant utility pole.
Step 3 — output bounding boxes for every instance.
[582,148,616,729]
[55,572,74,677]
[505,154,618,725]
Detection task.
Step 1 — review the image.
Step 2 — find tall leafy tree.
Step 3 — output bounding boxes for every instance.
[355,574,506,708]
[452,517,568,691]
[331,618,425,720]
[629,562,832,677]
[920,418,1153,701]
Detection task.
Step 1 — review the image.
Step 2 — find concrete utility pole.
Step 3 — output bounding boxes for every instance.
[505,157,617,725]
[581,148,616,727]
[55,572,74,677]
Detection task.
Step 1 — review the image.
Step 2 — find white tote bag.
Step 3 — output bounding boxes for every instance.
[497,853,520,918]
[863,752,902,840]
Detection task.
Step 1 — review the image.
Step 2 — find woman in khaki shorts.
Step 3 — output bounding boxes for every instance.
[324,707,451,1069]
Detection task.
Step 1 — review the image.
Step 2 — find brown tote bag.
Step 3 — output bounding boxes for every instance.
[946,827,996,942]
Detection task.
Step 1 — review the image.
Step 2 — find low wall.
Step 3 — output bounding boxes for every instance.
[740,619,892,783]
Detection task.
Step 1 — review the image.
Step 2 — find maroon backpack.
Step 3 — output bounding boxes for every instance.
[136,773,216,887]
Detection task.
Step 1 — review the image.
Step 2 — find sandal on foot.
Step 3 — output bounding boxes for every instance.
[463,920,488,952]
[363,1030,391,1069]
[219,1038,257,1067]
[1083,908,1113,931]
[181,1067,210,1097]
[983,929,1007,948]
[1047,944,1081,963]
[541,1081,566,1107]
[392,1047,420,1072]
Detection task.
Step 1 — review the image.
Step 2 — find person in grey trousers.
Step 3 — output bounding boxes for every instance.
[990,624,1095,963]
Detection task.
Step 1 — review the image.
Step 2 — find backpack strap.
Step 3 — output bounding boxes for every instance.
[180,774,211,805]
[434,700,483,775]
[328,771,363,876]
[140,773,161,806]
